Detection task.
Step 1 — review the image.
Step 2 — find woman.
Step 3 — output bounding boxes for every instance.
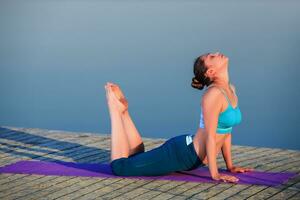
[106,52,253,183]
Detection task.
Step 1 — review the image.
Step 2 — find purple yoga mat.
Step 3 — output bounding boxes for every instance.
[0,160,297,187]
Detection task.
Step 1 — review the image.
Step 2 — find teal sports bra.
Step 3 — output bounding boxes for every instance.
[199,85,242,134]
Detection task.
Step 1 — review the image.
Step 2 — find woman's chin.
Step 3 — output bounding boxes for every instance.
[223,57,229,66]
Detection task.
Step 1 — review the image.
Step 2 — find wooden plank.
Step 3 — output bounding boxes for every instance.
[287,191,300,200]
[226,159,300,199]
[0,126,299,200]
[75,179,140,200]
[0,137,109,198]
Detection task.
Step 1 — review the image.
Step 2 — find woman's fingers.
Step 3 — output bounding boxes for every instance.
[228,175,238,183]
[237,167,253,172]
[219,174,239,183]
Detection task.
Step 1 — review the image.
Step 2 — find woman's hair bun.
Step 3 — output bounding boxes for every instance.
[191,54,214,90]
[191,77,204,90]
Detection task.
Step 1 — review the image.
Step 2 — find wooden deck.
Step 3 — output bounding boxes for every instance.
[0,126,299,200]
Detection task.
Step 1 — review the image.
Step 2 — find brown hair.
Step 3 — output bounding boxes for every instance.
[191,56,214,90]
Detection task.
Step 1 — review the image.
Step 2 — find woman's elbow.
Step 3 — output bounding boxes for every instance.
[205,131,216,142]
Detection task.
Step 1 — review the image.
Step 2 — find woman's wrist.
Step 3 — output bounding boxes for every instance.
[211,173,220,180]
[226,163,234,171]
[227,165,236,172]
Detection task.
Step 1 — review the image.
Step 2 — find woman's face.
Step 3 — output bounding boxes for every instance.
[201,52,228,68]
[201,52,229,77]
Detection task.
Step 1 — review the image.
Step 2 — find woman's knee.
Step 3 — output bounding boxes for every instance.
[111,158,141,176]
[110,158,127,176]
[130,142,145,155]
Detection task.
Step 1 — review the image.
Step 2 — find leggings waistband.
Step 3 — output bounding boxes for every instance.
[184,134,203,170]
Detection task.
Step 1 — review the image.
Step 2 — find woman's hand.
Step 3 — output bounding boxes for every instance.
[228,166,254,173]
[212,173,239,183]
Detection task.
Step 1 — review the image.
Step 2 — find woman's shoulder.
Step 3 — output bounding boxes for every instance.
[203,84,222,95]
[201,85,223,104]
[201,83,236,105]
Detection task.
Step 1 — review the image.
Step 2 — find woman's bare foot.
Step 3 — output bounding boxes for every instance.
[109,82,126,99]
[107,82,128,110]
[105,83,128,113]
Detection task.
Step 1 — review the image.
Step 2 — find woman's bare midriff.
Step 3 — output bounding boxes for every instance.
[192,127,229,166]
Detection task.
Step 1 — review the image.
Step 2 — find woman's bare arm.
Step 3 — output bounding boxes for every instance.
[221,134,234,171]
[202,88,223,179]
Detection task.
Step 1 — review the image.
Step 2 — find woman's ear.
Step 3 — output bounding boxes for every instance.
[205,68,216,78]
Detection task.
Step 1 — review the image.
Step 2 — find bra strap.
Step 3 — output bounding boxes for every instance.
[217,87,231,105]
[206,84,231,105]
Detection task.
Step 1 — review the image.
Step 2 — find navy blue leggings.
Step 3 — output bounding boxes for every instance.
[110,134,204,176]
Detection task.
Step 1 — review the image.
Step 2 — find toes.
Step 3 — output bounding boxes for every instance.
[106,82,113,88]
[107,82,116,87]
[105,82,126,102]
[108,88,119,100]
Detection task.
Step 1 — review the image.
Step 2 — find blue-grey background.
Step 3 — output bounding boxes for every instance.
[1,1,299,150]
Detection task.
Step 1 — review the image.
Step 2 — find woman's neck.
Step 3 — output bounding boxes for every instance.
[212,79,230,89]
[212,68,230,86]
